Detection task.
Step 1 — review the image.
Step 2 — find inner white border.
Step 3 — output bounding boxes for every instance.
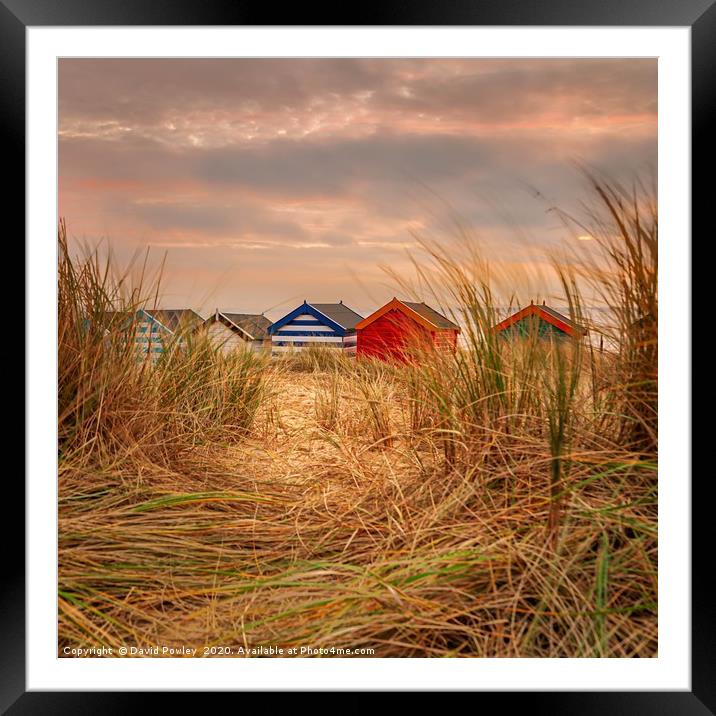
[27,26,690,691]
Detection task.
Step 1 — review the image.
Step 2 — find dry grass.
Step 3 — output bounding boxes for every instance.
[60,364,657,657]
[58,175,657,658]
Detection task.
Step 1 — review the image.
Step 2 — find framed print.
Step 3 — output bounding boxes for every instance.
[9,0,706,711]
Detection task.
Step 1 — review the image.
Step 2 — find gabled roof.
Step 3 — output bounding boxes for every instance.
[146,309,204,333]
[493,303,587,338]
[269,301,363,335]
[209,312,272,341]
[400,301,459,330]
[310,302,364,331]
[355,298,460,333]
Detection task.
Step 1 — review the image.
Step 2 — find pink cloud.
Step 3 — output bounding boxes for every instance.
[59,58,657,314]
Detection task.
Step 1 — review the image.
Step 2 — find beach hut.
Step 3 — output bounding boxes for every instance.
[493,302,587,340]
[201,310,272,354]
[355,298,460,361]
[101,308,202,359]
[102,309,174,359]
[268,300,363,355]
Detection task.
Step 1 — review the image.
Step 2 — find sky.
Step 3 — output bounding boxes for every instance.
[58,58,657,320]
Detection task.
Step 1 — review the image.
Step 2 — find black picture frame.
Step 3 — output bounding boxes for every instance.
[8,1,705,712]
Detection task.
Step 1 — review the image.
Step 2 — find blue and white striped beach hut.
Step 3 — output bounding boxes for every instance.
[268,301,363,356]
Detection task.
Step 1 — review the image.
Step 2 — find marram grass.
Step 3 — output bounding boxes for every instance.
[58,176,657,658]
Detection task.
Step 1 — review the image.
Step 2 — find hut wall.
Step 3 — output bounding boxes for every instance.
[357,309,431,361]
[343,332,358,355]
[499,316,570,340]
[206,321,251,354]
[133,311,171,361]
[271,312,344,354]
[431,328,459,351]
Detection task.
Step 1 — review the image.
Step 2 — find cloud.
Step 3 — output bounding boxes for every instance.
[321,234,355,246]
[59,58,656,144]
[190,133,499,193]
[58,58,657,312]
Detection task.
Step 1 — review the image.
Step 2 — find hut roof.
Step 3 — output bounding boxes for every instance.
[356,298,460,332]
[400,301,459,330]
[220,312,272,340]
[493,303,587,338]
[269,301,364,335]
[146,309,204,333]
[309,303,364,330]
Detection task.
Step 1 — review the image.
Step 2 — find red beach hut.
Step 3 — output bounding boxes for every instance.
[355,298,460,361]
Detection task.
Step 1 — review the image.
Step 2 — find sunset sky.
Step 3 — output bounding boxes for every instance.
[58,58,657,319]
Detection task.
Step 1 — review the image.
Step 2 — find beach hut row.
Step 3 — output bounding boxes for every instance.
[266,298,586,357]
[113,300,585,362]
[267,298,464,359]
